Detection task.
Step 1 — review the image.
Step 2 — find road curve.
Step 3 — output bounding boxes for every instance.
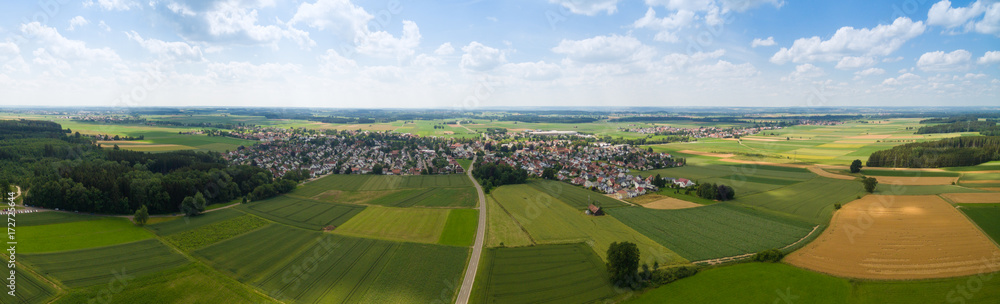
[455,155,486,304]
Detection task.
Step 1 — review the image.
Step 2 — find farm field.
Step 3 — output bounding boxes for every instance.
[628,263,851,304]
[490,184,686,266]
[147,208,244,235]
[19,217,153,253]
[333,206,450,244]
[438,209,479,246]
[236,195,365,230]
[785,195,1000,279]
[470,243,617,304]
[294,174,476,207]
[627,194,702,210]
[527,179,629,209]
[849,273,1000,304]
[163,214,269,251]
[53,264,276,304]
[484,196,534,248]
[364,187,477,208]
[195,224,322,282]
[18,212,98,226]
[254,234,467,304]
[942,193,1000,204]
[0,267,55,304]
[22,239,189,288]
[959,203,1000,244]
[735,177,866,224]
[874,184,989,195]
[610,203,815,261]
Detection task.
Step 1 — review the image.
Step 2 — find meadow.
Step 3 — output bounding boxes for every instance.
[293,174,476,207]
[236,195,365,230]
[734,177,866,224]
[364,187,477,208]
[471,243,617,304]
[53,264,275,304]
[19,217,153,253]
[960,203,1000,244]
[628,263,851,304]
[147,208,244,235]
[22,239,189,288]
[163,214,269,251]
[849,274,1000,304]
[490,184,687,266]
[195,224,322,282]
[610,203,815,261]
[333,206,451,244]
[18,212,98,226]
[0,267,55,304]
[484,196,534,248]
[438,209,479,247]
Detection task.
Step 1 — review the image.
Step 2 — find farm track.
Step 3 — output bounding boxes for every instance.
[456,155,485,304]
[692,225,820,265]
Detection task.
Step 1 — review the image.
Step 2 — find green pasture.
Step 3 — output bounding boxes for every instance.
[629,263,850,304]
[18,212,98,226]
[857,169,960,177]
[0,267,55,304]
[23,239,189,288]
[237,195,365,230]
[849,274,1000,304]
[471,243,616,304]
[960,173,1000,181]
[438,209,479,247]
[53,264,276,304]
[735,177,866,224]
[195,224,321,282]
[490,184,687,266]
[19,218,153,253]
[147,209,244,236]
[333,206,450,244]
[485,196,534,248]
[945,160,1000,171]
[610,203,814,261]
[527,179,629,209]
[364,187,477,208]
[960,204,1000,244]
[874,185,989,195]
[163,215,269,251]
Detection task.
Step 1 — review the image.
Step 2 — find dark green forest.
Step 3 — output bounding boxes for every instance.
[866,136,1000,168]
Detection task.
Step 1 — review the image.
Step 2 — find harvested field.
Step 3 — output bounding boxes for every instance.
[808,167,856,180]
[942,193,999,204]
[848,134,890,139]
[961,180,1000,184]
[678,150,735,158]
[719,158,809,168]
[640,197,703,210]
[785,195,1000,280]
[875,176,958,186]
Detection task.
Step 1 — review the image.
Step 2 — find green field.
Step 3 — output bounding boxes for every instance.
[164,215,269,251]
[471,243,617,304]
[53,264,276,304]
[295,174,472,195]
[19,218,153,253]
[960,173,1000,181]
[628,263,850,304]
[147,209,244,235]
[485,196,534,248]
[735,177,867,224]
[254,235,467,303]
[293,174,476,207]
[849,274,1000,304]
[491,184,687,266]
[18,212,98,226]
[195,224,322,282]
[858,169,960,177]
[439,209,479,246]
[610,204,815,261]
[945,160,1000,171]
[23,239,189,288]
[960,204,1000,244]
[237,195,365,230]
[364,187,477,208]
[0,267,56,304]
[875,184,989,195]
[333,206,450,244]
[527,179,629,209]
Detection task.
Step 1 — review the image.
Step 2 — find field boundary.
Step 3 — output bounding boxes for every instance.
[692,225,819,265]
[488,193,538,246]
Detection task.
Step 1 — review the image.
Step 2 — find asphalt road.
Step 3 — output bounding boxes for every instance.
[455,155,486,304]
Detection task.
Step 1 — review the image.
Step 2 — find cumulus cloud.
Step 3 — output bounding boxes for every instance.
[854,68,885,78]
[751,36,775,47]
[461,42,506,72]
[126,31,203,61]
[84,0,139,11]
[21,22,120,63]
[782,63,824,81]
[355,20,421,59]
[549,0,622,15]
[501,61,562,80]
[882,72,921,85]
[151,0,313,48]
[318,49,358,74]
[770,17,925,64]
[835,56,875,70]
[688,60,758,78]
[207,61,302,82]
[916,50,971,72]
[632,8,696,42]
[552,34,654,63]
[927,0,1000,36]
[68,16,90,31]
[290,0,419,58]
[434,43,455,56]
[978,51,1000,64]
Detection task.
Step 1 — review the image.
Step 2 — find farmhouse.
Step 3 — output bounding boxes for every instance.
[674,178,695,188]
[586,204,604,216]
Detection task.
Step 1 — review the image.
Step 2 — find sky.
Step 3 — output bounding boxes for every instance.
[0,0,997,109]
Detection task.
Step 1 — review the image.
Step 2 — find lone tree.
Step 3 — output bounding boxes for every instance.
[133,205,149,226]
[850,159,863,173]
[181,192,207,216]
[607,241,640,289]
[863,177,878,193]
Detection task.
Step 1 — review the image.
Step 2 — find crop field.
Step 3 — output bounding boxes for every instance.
[485,196,534,248]
[960,173,1000,181]
[438,209,479,246]
[147,209,244,235]
[22,239,189,288]
[858,169,960,177]
[471,243,616,304]
[627,194,702,210]
[942,193,999,204]
[295,174,373,195]
[53,264,276,304]
[195,224,321,282]
[609,203,814,261]
[849,273,1000,304]
[254,235,467,304]
[735,177,866,224]
[527,179,629,209]
[0,267,55,304]
[333,206,450,244]
[960,203,1000,244]
[237,195,365,230]
[164,215,269,251]
[491,184,686,266]
[946,160,1000,171]
[874,184,989,196]
[785,195,1000,279]
[629,263,851,304]
[19,218,153,253]
[294,174,475,207]
[364,187,477,207]
[397,174,472,189]
[18,212,98,226]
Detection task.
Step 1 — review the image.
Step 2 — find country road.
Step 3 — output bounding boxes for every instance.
[456,155,486,304]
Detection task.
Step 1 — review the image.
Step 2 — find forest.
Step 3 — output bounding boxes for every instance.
[915,120,998,134]
[472,161,528,193]
[866,136,1000,168]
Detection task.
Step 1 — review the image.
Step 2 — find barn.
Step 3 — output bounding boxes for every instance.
[586,204,604,216]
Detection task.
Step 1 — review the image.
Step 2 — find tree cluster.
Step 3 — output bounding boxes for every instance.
[695,183,735,201]
[471,162,527,193]
[866,136,1000,168]
[915,121,998,135]
[750,249,785,262]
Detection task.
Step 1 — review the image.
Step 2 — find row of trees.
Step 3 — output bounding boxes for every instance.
[866,136,1000,168]
[696,183,735,201]
[915,121,998,134]
[606,242,700,290]
[471,162,528,193]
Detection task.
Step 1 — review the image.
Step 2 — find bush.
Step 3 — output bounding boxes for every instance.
[649,266,699,286]
[834,203,842,210]
[606,242,640,289]
[750,249,784,262]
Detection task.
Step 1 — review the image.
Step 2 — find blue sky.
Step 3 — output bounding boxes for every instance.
[0,0,997,108]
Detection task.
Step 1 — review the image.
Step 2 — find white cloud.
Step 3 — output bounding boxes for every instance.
[835,56,875,70]
[318,49,358,74]
[916,49,971,72]
[501,61,562,80]
[126,31,203,61]
[84,0,139,11]
[552,34,654,63]
[0,42,28,74]
[434,43,455,56]
[770,17,925,64]
[978,51,1000,64]
[782,63,824,81]
[549,0,622,16]
[751,36,775,47]
[690,60,758,78]
[975,2,1000,35]
[207,61,302,82]
[413,54,445,66]
[662,49,724,71]
[644,0,782,12]
[204,3,313,48]
[855,68,885,78]
[882,72,921,85]
[20,22,120,63]
[461,42,506,72]
[99,21,112,32]
[289,0,371,40]
[633,8,696,43]
[68,16,90,31]
[356,20,421,59]
[927,0,985,28]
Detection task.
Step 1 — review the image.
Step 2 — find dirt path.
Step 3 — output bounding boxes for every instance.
[456,155,486,304]
[692,225,820,265]
[807,167,856,180]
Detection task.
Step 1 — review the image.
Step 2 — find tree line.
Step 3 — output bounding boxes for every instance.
[915,121,998,134]
[866,136,1000,168]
